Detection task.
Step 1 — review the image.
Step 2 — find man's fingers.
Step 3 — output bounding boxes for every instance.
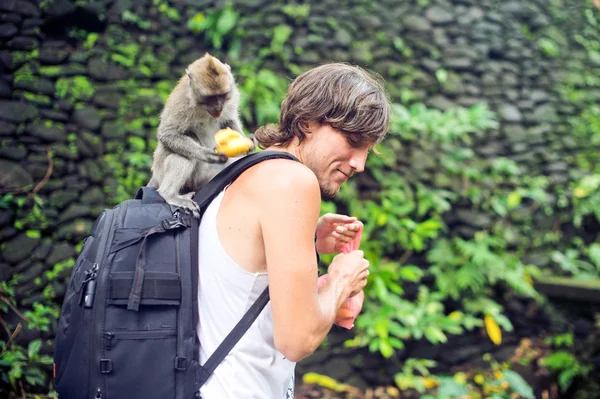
[335,222,362,236]
[324,213,357,224]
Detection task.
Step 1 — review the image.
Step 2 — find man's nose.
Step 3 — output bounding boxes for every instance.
[349,150,368,173]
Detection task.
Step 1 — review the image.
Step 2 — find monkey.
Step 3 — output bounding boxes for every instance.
[147,53,250,217]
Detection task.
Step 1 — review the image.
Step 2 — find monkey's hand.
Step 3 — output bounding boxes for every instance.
[248,133,257,152]
[203,150,229,164]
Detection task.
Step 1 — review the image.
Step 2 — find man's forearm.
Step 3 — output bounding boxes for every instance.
[276,276,348,362]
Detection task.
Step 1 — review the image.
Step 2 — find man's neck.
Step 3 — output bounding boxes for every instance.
[265,142,303,164]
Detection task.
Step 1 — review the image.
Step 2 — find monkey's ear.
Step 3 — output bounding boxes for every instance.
[207,56,220,74]
[224,63,231,71]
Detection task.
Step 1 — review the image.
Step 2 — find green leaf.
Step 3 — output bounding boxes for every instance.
[389,337,405,349]
[388,321,410,339]
[25,230,41,238]
[379,338,394,358]
[271,24,292,54]
[436,69,448,83]
[502,370,534,399]
[424,326,447,343]
[398,265,423,282]
[216,7,237,36]
[588,243,600,268]
[28,339,41,359]
[373,275,388,300]
[437,376,469,398]
[558,368,578,392]
[507,191,522,209]
[374,319,389,339]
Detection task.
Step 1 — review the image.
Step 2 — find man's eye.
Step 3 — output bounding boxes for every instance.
[346,137,363,148]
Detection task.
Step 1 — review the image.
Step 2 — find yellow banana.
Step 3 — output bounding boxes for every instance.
[215,136,253,157]
[214,128,243,146]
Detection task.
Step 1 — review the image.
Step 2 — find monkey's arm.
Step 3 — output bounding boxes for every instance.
[158,126,227,163]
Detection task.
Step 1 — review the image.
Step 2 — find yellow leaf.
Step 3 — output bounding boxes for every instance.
[385,386,400,397]
[507,191,522,209]
[423,377,439,389]
[484,315,502,345]
[448,311,462,320]
[302,372,346,392]
[524,273,533,286]
[191,12,204,23]
[573,187,590,198]
[453,372,467,385]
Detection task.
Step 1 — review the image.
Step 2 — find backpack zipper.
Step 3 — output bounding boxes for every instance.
[103,329,176,343]
[82,263,99,308]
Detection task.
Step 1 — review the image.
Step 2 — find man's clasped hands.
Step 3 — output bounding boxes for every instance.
[315,213,367,329]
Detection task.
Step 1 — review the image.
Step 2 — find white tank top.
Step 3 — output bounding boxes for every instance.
[197,189,296,399]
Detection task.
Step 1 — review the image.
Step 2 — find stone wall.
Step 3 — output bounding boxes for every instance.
[0,0,598,391]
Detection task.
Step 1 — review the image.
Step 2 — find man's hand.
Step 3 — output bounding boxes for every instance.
[315,213,363,254]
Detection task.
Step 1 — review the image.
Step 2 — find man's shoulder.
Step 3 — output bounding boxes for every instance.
[250,157,318,192]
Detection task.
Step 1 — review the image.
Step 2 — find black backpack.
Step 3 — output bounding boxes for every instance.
[54,150,299,399]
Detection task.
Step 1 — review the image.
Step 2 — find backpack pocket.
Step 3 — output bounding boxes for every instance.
[54,255,96,386]
[102,329,177,399]
[104,271,180,331]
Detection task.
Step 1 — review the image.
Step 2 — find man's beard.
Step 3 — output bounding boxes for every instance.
[319,183,339,199]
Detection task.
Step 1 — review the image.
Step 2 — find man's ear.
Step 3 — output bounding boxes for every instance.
[305,121,319,135]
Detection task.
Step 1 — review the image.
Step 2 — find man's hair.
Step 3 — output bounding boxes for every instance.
[254,63,391,148]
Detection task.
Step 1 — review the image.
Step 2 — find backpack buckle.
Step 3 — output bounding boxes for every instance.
[174,356,187,371]
[161,213,191,230]
[99,359,113,374]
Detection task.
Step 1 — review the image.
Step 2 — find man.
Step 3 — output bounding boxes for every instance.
[197,63,391,398]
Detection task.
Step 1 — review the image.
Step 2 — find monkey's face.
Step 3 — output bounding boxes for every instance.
[200,93,230,118]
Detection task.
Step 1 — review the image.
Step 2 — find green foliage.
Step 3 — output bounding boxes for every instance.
[389,102,498,143]
[326,101,549,358]
[55,76,96,101]
[0,339,53,390]
[282,4,310,22]
[572,173,600,226]
[538,37,561,58]
[104,151,152,204]
[544,332,574,348]
[394,358,438,393]
[111,43,140,68]
[420,355,535,399]
[0,281,55,393]
[153,0,180,21]
[429,233,540,300]
[187,4,243,51]
[238,68,289,129]
[121,10,151,30]
[541,351,591,392]
[282,4,311,21]
[2,193,49,232]
[83,32,98,49]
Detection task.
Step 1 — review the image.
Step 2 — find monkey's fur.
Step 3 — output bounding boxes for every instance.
[148,53,247,217]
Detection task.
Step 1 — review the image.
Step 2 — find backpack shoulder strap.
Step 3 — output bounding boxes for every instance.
[193,150,300,208]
